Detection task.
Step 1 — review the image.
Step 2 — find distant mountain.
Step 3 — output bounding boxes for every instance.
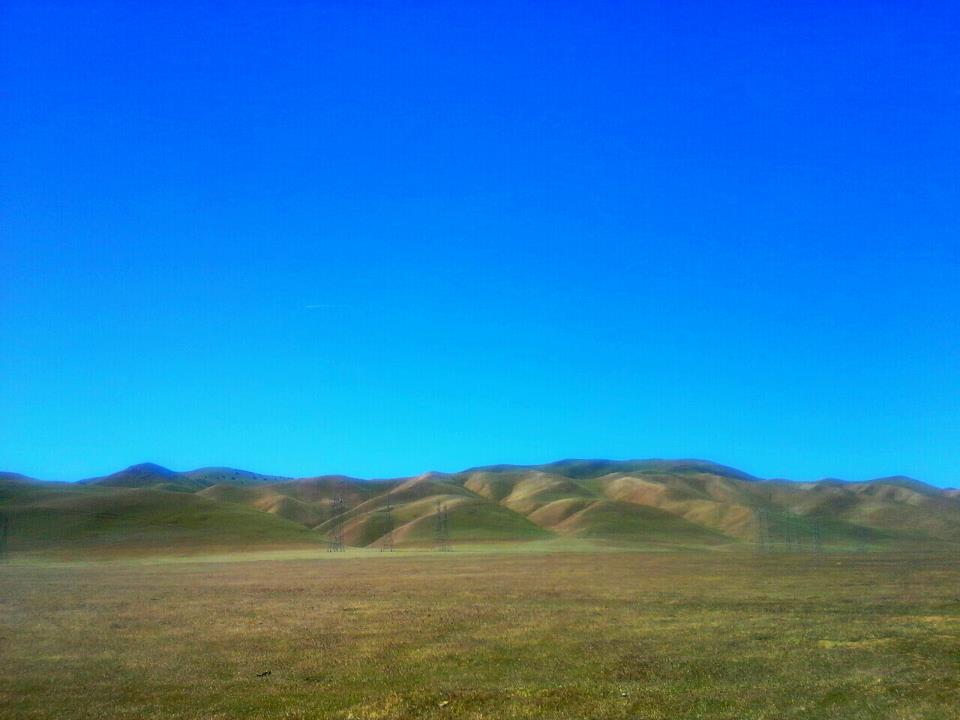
[858,476,945,496]
[0,471,41,485]
[183,467,291,486]
[78,463,288,492]
[79,462,189,488]
[3,459,958,555]
[466,458,759,482]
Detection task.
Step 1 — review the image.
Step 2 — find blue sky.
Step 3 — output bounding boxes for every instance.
[2,1,958,485]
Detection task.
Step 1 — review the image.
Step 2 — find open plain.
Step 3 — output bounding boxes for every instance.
[2,546,958,720]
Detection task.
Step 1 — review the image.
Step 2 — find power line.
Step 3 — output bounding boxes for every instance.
[434,501,451,552]
[328,493,345,552]
[380,491,394,552]
[757,509,824,554]
[0,512,8,561]
[757,508,771,554]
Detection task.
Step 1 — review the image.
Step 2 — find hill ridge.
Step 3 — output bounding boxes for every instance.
[6,458,954,490]
[3,458,958,555]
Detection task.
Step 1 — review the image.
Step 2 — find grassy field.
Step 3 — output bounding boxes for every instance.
[1,546,958,719]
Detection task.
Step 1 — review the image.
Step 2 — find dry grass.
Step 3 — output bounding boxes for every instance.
[1,548,958,719]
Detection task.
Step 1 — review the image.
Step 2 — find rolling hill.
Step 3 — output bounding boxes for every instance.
[78,463,289,491]
[2,460,958,555]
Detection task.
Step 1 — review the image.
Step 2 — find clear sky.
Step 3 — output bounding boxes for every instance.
[2,2,958,485]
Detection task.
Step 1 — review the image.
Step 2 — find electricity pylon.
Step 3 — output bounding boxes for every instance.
[380,492,394,552]
[757,508,771,554]
[0,512,8,561]
[856,525,869,553]
[434,501,451,552]
[328,495,345,552]
[758,509,824,554]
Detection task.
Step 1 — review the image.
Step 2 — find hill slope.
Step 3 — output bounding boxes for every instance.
[2,484,322,555]
[2,459,958,555]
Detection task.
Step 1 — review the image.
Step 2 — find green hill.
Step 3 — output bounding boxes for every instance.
[3,458,959,556]
[78,463,288,492]
[2,484,322,556]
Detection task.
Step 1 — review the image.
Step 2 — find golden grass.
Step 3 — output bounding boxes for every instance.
[1,547,958,719]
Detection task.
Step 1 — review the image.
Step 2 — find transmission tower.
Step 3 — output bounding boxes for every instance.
[0,512,8,561]
[758,507,823,556]
[380,492,394,552]
[855,525,869,553]
[328,495,345,552]
[790,515,804,553]
[434,501,451,552]
[757,508,771,554]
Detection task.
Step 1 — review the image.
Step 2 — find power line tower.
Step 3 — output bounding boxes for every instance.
[380,492,394,552]
[790,515,804,553]
[434,501,451,552]
[757,507,822,556]
[811,518,823,554]
[0,512,8,562]
[328,494,345,552]
[757,508,771,554]
[855,525,869,553]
